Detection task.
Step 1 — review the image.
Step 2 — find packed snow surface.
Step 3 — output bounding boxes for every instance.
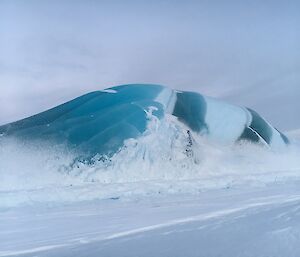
[1,183,300,257]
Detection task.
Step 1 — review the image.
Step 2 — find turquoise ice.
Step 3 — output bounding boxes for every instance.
[0,84,289,158]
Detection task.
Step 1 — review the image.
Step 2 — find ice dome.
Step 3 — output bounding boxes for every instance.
[0,84,289,158]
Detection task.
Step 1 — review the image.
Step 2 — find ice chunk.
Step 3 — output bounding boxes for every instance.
[0,84,289,159]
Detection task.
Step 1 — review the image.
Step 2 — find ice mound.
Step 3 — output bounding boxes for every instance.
[0,84,289,160]
[0,85,298,207]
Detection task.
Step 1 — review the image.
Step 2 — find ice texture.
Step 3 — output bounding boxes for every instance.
[0,84,289,159]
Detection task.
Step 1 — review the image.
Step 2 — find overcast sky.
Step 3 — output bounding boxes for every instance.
[0,0,299,130]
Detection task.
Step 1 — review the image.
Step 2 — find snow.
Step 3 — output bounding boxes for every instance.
[1,129,300,256]
[0,85,299,256]
[1,183,300,257]
[1,115,300,209]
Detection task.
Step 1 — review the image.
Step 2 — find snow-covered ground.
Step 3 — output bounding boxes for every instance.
[1,132,300,256]
[1,182,300,257]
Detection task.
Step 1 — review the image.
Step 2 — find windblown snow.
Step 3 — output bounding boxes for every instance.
[0,84,299,257]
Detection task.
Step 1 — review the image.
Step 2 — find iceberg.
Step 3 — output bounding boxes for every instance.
[0,84,289,159]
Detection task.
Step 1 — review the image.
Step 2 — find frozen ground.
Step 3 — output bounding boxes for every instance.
[1,182,300,257]
[1,132,300,256]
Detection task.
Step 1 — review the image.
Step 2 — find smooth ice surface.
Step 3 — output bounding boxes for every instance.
[0,84,165,157]
[203,96,248,144]
[0,84,289,160]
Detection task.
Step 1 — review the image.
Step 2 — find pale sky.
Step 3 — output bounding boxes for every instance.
[0,0,299,130]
